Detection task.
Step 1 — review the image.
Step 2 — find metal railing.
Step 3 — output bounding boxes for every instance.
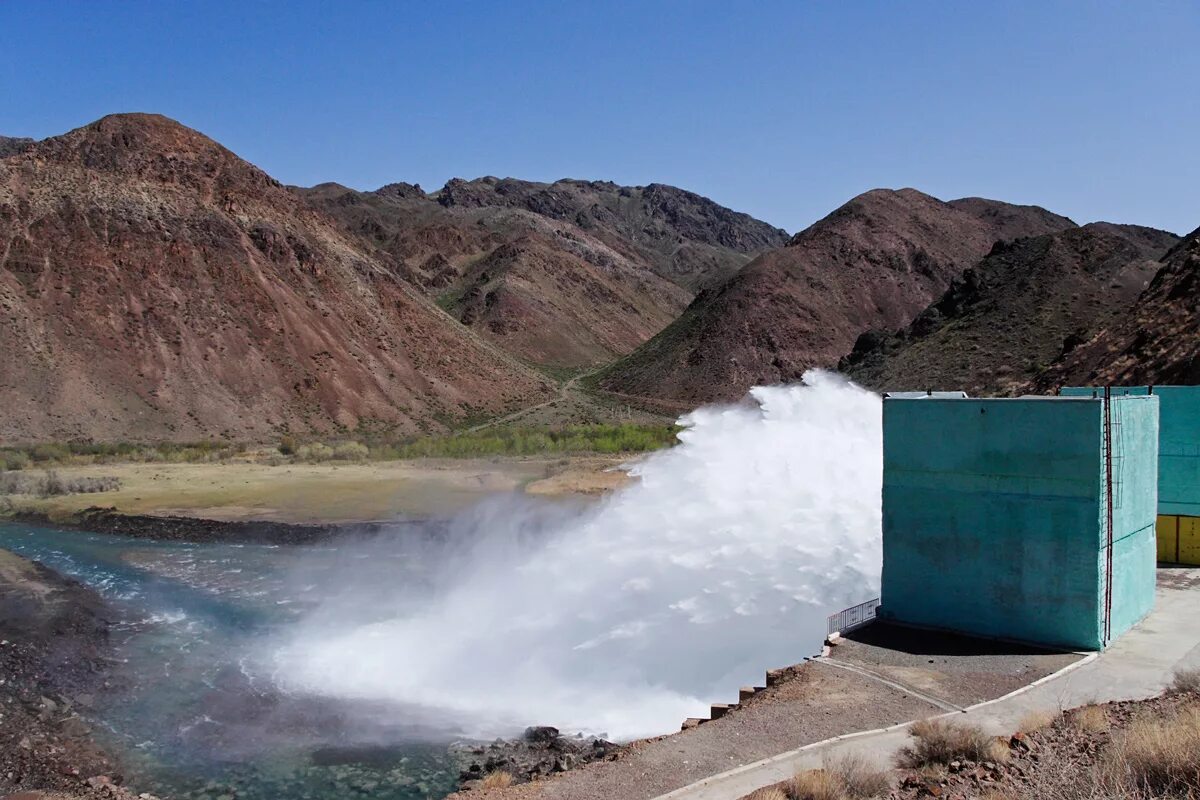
[827,597,880,636]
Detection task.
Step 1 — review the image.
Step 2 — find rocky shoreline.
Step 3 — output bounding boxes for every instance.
[8,507,388,545]
[0,547,151,800]
[452,727,621,790]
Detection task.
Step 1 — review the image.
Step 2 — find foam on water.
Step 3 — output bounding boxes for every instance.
[270,370,884,739]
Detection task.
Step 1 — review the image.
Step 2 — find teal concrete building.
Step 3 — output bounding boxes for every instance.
[1060,386,1200,516]
[880,394,1159,650]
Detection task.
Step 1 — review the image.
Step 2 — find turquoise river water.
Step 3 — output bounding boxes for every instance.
[0,520,464,800]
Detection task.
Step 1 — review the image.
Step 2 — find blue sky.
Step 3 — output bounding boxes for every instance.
[2,1,1197,235]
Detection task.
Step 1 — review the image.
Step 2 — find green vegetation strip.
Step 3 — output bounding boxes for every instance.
[1,424,680,468]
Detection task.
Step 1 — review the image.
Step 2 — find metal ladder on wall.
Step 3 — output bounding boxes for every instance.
[1102,388,1126,646]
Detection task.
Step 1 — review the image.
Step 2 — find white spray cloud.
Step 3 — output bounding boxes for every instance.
[269,370,883,740]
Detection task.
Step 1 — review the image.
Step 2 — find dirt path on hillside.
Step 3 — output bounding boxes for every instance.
[461,369,603,434]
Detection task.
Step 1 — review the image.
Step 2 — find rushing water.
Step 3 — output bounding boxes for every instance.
[0,521,464,800]
[0,371,886,798]
[274,371,884,739]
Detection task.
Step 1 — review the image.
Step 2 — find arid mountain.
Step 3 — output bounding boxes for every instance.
[841,223,1178,395]
[0,137,34,158]
[1034,227,1200,388]
[431,177,790,290]
[298,178,787,368]
[0,114,555,443]
[596,188,1076,404]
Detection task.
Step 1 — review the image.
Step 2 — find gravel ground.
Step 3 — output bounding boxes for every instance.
[829,623,1083,708]
[449,662,942,800]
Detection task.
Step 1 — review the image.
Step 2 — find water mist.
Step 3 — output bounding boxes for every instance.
[269,370,883,740]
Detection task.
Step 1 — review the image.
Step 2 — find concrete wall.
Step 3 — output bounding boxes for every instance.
[881,395,1158,650]
[1105,395,1158,639]
[1062,386,1200,516]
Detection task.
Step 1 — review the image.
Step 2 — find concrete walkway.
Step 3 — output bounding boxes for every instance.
[653,569,1200,800]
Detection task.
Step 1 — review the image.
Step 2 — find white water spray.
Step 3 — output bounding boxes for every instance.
[271,371,883,740]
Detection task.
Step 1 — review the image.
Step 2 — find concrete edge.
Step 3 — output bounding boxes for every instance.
[957,651,1098,715]
[650,650,1100,800]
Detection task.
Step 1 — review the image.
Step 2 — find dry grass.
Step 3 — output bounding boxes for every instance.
[745,788,788,800]
[830,753,890,798]
[788,770,844,800]
[786,753,890,800]
[0,470,121,497]
[480,770,514,789]
[898,718,1010,768]
[978,791,1019,800]
[1018,708,1059,733]
[1098,705,1200,797]
[0,459,577,523]
[1069,704,1110,733]
[1170,667,1200,695]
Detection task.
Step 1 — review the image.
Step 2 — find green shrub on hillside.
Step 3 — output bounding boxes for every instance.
[1,450,31,471]
[31,443,71,463]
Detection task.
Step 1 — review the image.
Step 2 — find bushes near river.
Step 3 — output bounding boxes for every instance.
[0,423,680,470]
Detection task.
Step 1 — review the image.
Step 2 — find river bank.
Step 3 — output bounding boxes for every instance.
[0,457,632,535]
[0,547,153,800]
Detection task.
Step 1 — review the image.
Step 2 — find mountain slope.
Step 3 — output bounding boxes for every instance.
[432,177,790,290]
[1034,227,1200,388]
[0,114,554,443]
[841,223,1178,394]
[0,136,34,158]
[298,178,787,368]
[597,188,1075,404]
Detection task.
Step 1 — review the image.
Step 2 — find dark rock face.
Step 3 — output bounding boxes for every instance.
[376,181,426,199]
[431,177,788,263]
[599,188,1077,405]
[843,223,1179,395]
[1035,226,1200,388]
[0,135,35,157]
[0,113,555,443]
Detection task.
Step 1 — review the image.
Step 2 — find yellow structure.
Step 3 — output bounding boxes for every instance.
[1157,514,1200,566]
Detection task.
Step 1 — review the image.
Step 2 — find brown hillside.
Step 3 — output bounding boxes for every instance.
[598,188,1075,404]
[0,136,34,158]
[0,114,554,443]
[298,178,786,368]
[1034,226,1200,388]
[843,223,1178,395]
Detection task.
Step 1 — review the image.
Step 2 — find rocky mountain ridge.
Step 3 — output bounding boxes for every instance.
[0,113,554,442]
[596,188,1076,404]
[298,177,788,368]
[843,223,1179,395]
[2,113,1192,443]
[1034,227,1200,388]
